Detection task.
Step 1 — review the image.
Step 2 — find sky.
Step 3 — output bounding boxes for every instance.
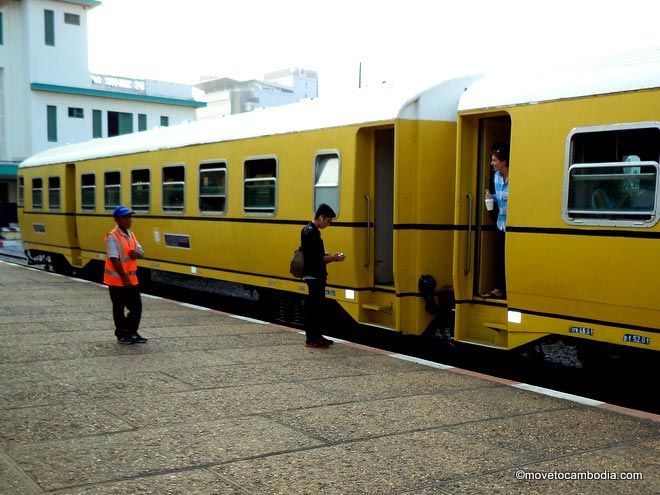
[87,0,660,97]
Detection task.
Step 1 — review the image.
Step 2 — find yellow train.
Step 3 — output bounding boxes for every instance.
[18,59,660,356]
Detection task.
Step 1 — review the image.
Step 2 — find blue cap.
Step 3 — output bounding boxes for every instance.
[113,206,134,218]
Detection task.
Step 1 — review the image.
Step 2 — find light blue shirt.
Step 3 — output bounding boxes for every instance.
[494,171,508,232]
[106,228,143,259]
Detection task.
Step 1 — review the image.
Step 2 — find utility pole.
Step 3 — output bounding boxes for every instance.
[358,62,362,89]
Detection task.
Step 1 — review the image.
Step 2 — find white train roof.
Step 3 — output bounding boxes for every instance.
[458,56,660,111]
[21,76,476,168]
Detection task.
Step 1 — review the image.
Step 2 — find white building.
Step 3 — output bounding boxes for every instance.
[0,0,204,226]
[196,68,318,120]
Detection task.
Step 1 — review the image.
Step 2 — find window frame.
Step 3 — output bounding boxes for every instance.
[104,170,121,211]
[68,107,84,119]
[199,160,228,215]
[32,178,43,210]
[48,175,61,211]
[18,176,24,207]
[64,12,80,25]
[80,173,96,211]
[44,9,55,46]
[243,155,278,216]
[162,164,185,214]
[313,150,341,217]
[562,122,660,228]
[47,105,57,142]
[130,168,151,213]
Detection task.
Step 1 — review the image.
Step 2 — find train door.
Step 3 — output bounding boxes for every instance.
[374,128,394,285]
[454,115,511,348]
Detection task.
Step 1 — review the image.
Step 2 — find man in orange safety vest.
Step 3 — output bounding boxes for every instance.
[104,206,147,345]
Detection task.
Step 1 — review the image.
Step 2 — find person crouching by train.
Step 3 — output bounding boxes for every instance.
[482,145,509,299]
[104,206,147,345]
[301,203,345,348]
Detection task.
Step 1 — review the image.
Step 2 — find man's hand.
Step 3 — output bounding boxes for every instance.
[128,250,142,260]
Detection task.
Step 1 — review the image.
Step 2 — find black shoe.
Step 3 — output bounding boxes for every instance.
[131,334,148,344]
[304,340,330,349]
[318,336,334,345]
[118,336,135,345]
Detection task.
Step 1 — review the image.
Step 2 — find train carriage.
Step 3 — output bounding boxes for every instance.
[453,59,660,353]
[18,77,475,337]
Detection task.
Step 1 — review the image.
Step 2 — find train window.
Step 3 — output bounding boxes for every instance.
[81,173,95,211]
[314,152,340,215]
[131,169,150,212]
[244,157,276,214]
[564,124,660,227]
[32,178,43,209]
[48,176,61,210]
[18,177,24,207]
[162,165,185,212]
[104,171,121,210]
[199,162,227,214]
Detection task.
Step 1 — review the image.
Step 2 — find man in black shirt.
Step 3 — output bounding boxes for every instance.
[301,203,345,348]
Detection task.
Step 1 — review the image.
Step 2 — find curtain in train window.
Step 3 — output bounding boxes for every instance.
[18,177,24,207]
[162,165,185,212]
[131,169,150,211]
[81,174,95,211]
[199,162,227,213]
[32,178,43,209]
[48,176,60,210]
[314,153,339,215]
[244,158,276,213]
[565,126,660,226]
[104,171,121,210]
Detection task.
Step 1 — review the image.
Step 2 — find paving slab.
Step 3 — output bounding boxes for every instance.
[0,260,658,494]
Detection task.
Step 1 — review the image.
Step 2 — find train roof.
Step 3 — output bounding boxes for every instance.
[458,56,660,111]
[21,75,475,168]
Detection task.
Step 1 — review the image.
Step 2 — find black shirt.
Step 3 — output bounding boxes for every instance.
[301,222,326,278]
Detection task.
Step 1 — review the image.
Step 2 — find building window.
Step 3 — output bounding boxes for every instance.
[314,152,340,215]
[68,107,84,119]
[104,171,121,210]
[108,111,133,137]
[47,105,57,142]
[162,165,184,212]
[44,10,55,46]
[32,178,43,209]
[0,12,4,45]
[199,162,227,213]
[131,169,150,211]
[138,114,147,132]
[93,109,102,138]
[18,177,24,207]
[244,157,277,214]
[160,116,169,127]
[64,13,80,25]
[563,124,660,227]
[48,176,61,210]
[81,173,95,211]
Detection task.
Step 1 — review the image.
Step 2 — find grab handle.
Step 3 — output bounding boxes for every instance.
[364,194,371,267]
[464,193,472,274]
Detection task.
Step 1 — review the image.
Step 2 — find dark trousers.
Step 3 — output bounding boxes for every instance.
[495,229,506,293]
[108,285,142,339]
[304,277,326,343]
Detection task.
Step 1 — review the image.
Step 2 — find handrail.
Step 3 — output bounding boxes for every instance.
[364,194,371,267]
[464,192,472,274]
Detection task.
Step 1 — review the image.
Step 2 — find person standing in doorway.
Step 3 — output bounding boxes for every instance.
[301,203,345,348]
[482,146,509,299]
[104,206,147,345]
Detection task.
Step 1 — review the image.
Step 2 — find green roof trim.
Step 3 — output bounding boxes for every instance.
[31,83,206,108]
[54,0,102,8]
[0,163,19,176]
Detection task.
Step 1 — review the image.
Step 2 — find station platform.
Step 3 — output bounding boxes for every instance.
[0,260,658,494]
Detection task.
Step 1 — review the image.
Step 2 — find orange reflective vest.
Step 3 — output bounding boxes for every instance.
[103,228,139,286]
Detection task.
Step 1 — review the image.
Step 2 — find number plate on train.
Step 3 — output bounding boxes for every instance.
[569,326,594,336]
[623,334,650,345]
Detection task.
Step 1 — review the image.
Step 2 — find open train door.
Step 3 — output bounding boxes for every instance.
[453,114,512,349]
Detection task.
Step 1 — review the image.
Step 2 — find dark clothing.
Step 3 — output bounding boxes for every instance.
[301,222,327,278]
[301,221,328,343]
[109,285,142,339]
[495,228,506,295]
[304,278,326,343]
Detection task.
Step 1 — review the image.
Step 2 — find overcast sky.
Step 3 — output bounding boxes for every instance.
[87,0,660,96]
